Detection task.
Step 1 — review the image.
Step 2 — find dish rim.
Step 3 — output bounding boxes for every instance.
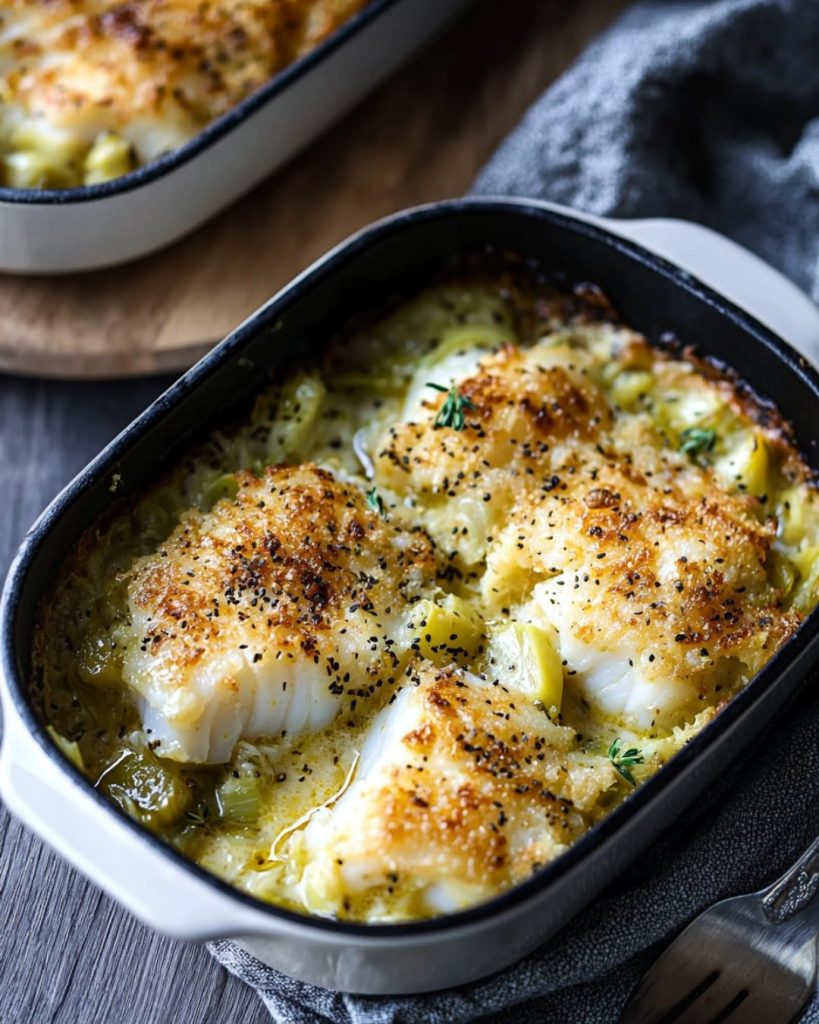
[0,0,400,207]
[3,197,819,939]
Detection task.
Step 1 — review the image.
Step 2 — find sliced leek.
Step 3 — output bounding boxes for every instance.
[491,622,563,710]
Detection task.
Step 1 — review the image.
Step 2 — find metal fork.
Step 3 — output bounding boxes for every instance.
[619,835,819,1024]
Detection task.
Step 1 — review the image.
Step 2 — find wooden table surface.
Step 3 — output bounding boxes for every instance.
[0,2,628,1022]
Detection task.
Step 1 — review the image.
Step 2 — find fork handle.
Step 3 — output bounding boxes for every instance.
[762,835,819,923]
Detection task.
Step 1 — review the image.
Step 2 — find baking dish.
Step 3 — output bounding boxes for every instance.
[0,0,472,276]
[2,198,819,995]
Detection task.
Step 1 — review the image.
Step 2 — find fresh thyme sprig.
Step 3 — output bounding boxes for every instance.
[607,738,645,786]
[427,381,476,431]
[679,426,717,458]
[366,486,386,518]
[184,802,210,826]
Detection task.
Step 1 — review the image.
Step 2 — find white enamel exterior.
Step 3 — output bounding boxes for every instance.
[2,203,819,993]
[0,0,471,274]
[596,215,819,368]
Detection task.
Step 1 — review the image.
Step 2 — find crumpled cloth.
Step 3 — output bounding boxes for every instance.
[210,1,819,1019]
[474,0,819,305]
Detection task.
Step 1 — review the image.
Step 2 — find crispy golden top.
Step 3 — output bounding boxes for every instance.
[490,452,797,696]
[373,329,803,730]
[377,345,613,498]
[312,666,594,898]
[129,464,433,663]
[118,464,437,760]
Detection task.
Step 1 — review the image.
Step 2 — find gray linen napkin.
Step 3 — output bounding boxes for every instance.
[475,0,819,305]
[210,0,819,1019]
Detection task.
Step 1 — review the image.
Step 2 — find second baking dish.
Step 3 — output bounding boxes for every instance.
[0,0,472,274]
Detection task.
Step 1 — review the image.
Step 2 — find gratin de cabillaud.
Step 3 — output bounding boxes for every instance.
[34,262,819,923]
[0,0,369,189]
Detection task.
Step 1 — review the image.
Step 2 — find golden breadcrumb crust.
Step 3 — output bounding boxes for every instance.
[328,667,590,893]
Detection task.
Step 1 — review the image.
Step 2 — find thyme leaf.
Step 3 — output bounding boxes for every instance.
[185,802,210,826]
[679,427,717,457]
[608,737,645,786]
[366,486,386,518]
[427,381,477,431]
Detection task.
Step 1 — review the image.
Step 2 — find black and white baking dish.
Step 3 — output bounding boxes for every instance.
[0,0,472,275]
[2,198,819,995]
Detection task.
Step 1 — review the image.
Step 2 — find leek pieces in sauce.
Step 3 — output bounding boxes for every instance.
[34,267,819,923]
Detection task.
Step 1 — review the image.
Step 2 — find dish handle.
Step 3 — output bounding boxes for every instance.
[597,215,819,369]
[0,697,272,940]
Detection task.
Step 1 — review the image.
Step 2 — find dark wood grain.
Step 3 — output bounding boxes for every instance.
[0,3,626,1021]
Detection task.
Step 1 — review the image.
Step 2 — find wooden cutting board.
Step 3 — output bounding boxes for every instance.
[0,0,628,380]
